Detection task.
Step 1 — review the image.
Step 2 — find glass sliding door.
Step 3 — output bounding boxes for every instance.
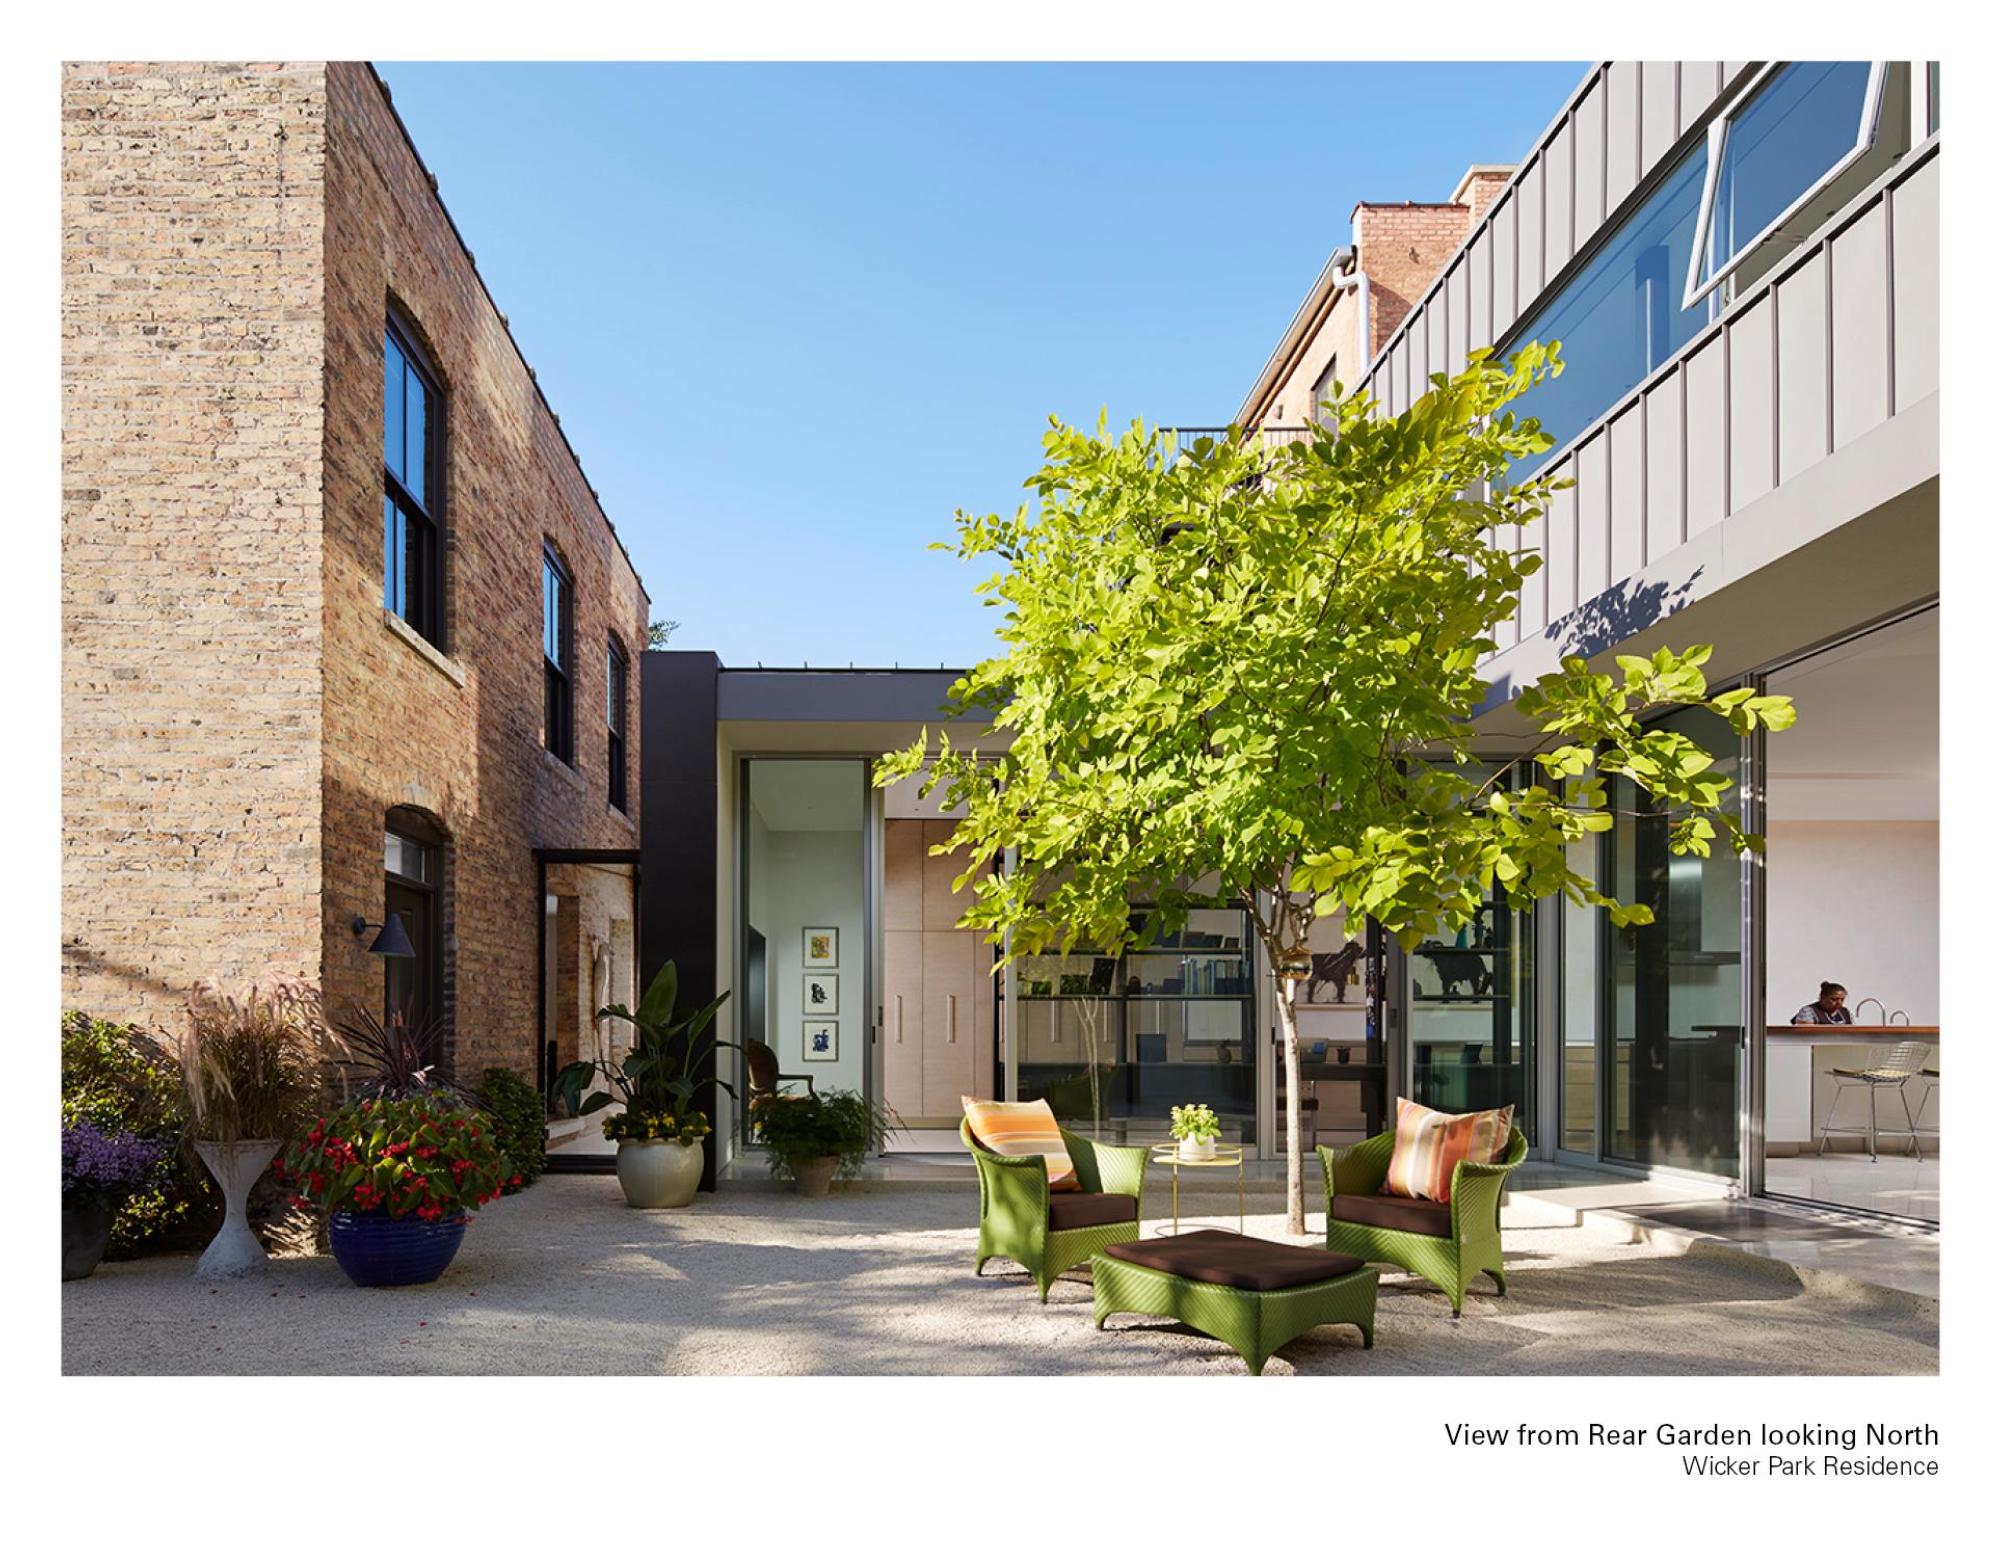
[740,759,868,1147]
[1603,705,1743,1177]
[1559,834,1600,1154]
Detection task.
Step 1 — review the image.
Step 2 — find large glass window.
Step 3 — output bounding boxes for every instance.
[383,319,443,645]
[1505,147,1711,478]
[1686,63,1884,308]
[1603,706,1742,1177]
[543,546,574,764]
[383,810,443,1041]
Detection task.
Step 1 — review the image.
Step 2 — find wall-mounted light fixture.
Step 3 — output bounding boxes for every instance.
[351,914,417,958]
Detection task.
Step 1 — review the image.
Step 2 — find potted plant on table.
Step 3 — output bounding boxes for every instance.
[61,1120,165,1280]
[551,961,733,1209]
[754,1089,897,1197]
[1171,1102,1221,1161]
[280,1090,510,1286]
[176,979,326,1280]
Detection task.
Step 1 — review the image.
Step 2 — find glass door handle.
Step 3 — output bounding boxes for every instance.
[948,993,958,1043]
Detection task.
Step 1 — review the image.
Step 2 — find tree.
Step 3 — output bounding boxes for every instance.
[647,619,682,649]
[876,346,1796,1233]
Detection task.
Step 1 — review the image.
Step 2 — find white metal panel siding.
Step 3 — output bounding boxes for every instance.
[1645,377,1683,561]
[1776,248,1830,483]
[1608,403,1645,579]
[1518,159,1544,300]
[1411,309,1430,395]
[1576,431,1610,600]
[1683,333,1727,537]
[1469,227,1493,353]
[1891,152,1939,406]
[1493,193,1518,336]
[1574,78,1607,250]
[1641,61,1679,171]
[1605,63,1641,212]
[1728,291,1777,513]
[1447,259,1470,376]
[1544,123,1574,277]
[1427,283,1450,381]
[1831,202,1890,450]
[1546,470,1578,620]
[1678,62,1722,130]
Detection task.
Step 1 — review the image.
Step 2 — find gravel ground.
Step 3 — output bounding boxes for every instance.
[63,1176,1937,1376]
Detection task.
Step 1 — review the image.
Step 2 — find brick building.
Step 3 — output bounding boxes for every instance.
[61,61,649,1082]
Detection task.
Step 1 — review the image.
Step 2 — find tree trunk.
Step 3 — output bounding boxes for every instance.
[1278,976,1306,1235]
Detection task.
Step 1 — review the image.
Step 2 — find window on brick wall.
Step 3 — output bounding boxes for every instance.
[543,545,574,765]
[606,636,630,813]
[383,317,444,646]
[1312,353,1341,427]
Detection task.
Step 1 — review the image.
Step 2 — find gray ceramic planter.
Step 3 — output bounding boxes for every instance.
[62,1199,114,1281]
[791,1155,839,1198]
[193,1138,282,1279]
[616,1139,704,1208]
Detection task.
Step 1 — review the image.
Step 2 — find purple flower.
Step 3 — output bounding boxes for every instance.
[61,1120,165,1201]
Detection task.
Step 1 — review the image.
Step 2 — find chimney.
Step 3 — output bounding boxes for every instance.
[1451,164,1515,224]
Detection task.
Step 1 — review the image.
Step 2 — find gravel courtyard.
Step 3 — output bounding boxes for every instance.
[63,1176,1937,1376]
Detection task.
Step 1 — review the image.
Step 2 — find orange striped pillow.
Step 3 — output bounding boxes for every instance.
[961,1097,1079,1192]
[1382,1098,1513,1205]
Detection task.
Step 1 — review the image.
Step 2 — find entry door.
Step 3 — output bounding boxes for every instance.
[882,818,994,1123]
[384,875,438,1031]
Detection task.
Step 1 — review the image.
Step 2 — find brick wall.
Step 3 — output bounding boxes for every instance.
[1353,201,1475,359]
[61,62,330,1029]
[317,63,648,1078]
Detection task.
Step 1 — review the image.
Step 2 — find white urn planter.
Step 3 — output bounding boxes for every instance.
[193,1138,283,1280]
[616,1138,704,1209]
[1178,1136,1218,1162]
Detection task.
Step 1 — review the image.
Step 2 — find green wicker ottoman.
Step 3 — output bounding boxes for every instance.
[1091,1229,1378,1376]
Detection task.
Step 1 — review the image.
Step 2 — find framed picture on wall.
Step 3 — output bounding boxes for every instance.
[803,1019,838,1062]
[803,972,839,1015]
[803,927,839,968]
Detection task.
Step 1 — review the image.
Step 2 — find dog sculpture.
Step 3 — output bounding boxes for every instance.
[1305,940,1367,1004]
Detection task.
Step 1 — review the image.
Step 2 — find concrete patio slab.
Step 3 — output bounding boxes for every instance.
[64,1176,1936,1376]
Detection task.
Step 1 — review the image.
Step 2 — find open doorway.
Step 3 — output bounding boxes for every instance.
[1760,609,1938,1222]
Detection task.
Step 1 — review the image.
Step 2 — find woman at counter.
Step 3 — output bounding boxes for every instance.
[1791,982,1854,1025]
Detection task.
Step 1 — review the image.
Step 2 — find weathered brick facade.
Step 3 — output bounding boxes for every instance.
[63,61,649,1081]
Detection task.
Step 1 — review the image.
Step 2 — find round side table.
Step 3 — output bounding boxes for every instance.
[1148,1143,1247,1236]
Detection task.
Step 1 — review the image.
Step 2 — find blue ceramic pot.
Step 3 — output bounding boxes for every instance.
[328,1209,468,1287]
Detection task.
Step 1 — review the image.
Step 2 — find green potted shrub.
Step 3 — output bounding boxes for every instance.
[61,1012,200,1257]
[279,1091,511,1287]
[176,979,326,1280]
[551,962,733,1209]
[1170,1102,1221,1161]
[754,1089,896,1197]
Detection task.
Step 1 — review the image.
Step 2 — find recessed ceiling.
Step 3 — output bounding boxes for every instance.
[1767,610,1936,820]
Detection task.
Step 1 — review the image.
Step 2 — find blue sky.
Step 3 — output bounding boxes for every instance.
[378,62,1585,666]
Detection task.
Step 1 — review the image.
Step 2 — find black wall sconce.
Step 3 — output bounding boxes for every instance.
[351,914,417,958]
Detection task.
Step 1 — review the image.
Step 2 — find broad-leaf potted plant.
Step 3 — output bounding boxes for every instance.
[1170,1102,1221,1161]
[279,1091,511,1287]
[176,979,326,1280]
[61,1120,165,1280]
[551,961,734,1209]
[753,1089,897,1197]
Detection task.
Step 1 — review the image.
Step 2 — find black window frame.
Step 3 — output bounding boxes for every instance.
[543,544,575,765]
[606,634,630,813]
[383,808,444,1040]
[383,313,445,648]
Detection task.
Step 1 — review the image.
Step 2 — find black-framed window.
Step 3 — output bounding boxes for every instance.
[383,317,443,645]
[383,809,443,1037]
[606,635,629,812]
[543,545,574,764]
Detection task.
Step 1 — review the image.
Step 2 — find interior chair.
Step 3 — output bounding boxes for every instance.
[1818,1040,1928,1161]
[1319,1125,1528,1318]
[962,1120,1149,1302]
[1907,1066,1939,1161]
[743,1038,814,1102]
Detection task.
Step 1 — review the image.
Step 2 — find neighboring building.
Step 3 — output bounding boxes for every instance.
[62,62,649,1083]
[1238,165,1513,431]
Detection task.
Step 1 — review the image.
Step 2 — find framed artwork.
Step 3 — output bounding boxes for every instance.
[803,927,839,968]
[803,973,839,1015]
[803,1019,838,1062]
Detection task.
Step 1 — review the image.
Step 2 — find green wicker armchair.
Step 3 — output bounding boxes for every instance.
[963,1121,1150,1302]
[1318,1126,1528,1318]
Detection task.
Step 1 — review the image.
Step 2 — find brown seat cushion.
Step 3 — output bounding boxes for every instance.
[1101,1229,1367,1291]
[1330,1191,1453,1238]
[1045,1191,1139,1232]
